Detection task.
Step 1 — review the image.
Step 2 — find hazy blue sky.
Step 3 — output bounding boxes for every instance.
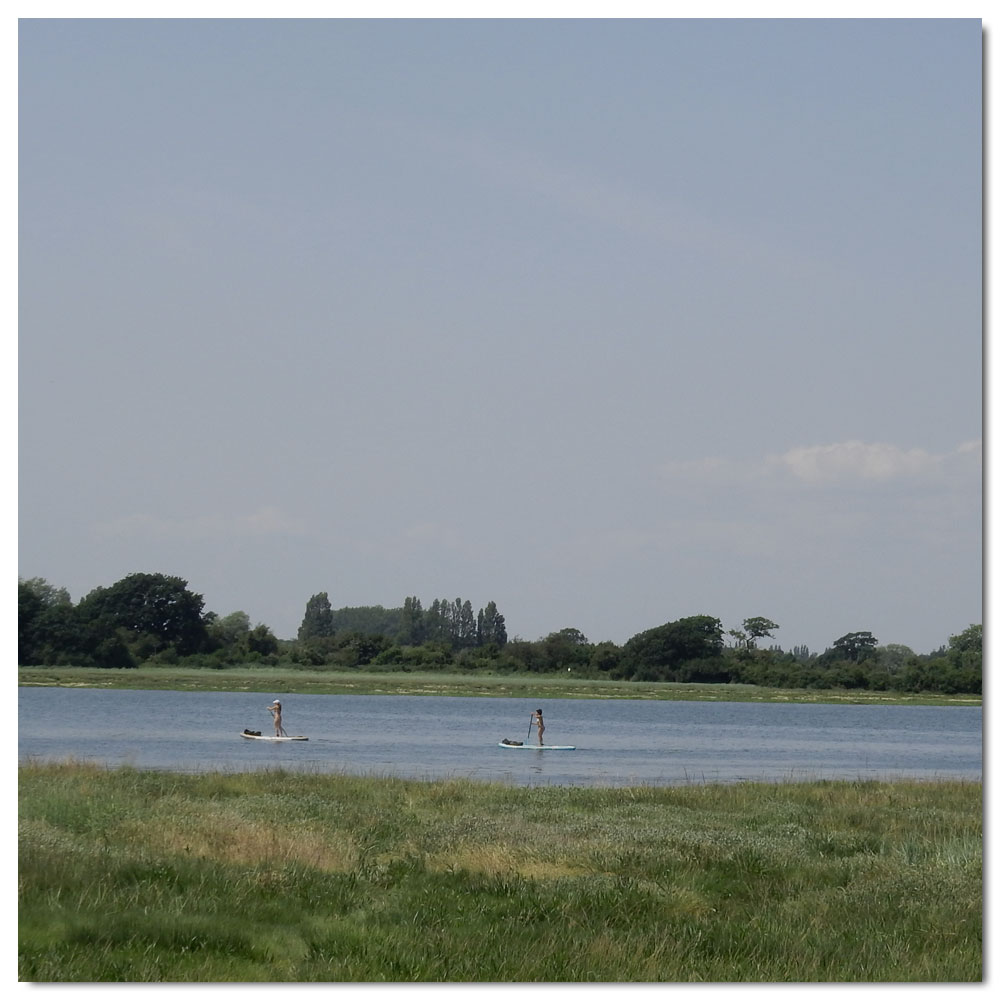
[18,18,981,654]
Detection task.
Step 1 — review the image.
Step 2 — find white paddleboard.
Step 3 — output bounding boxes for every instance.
[240,733,309,741]
[498,742,575,750]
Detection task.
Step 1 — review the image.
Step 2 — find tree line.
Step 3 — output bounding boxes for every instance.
[17,573,982,696]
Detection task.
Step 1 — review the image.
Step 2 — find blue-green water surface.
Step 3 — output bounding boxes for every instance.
[18,687,981,787]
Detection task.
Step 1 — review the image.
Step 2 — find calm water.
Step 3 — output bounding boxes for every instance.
[17,688,982,787]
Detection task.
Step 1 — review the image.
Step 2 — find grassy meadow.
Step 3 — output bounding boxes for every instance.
[18,762,981,982]
[17,664,980,706]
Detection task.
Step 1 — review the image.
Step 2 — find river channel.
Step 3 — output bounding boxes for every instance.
[17,687,981,787]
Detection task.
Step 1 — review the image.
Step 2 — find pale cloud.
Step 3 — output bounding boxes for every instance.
[772,441,941,484]
[957,440,983,458]
[92,506,306,541]
[661,440,980,488]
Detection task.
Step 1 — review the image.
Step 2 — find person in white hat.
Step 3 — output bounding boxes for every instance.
[267,699,286,737]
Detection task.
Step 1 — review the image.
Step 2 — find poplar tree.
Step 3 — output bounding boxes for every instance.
[458,599,476,648]
[399,596,425,644]
[298,592,334,641]
[477,601,507,647]
[424,599,444,642]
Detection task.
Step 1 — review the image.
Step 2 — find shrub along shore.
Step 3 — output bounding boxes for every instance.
[19,762,981,982]
[16,665,982,706]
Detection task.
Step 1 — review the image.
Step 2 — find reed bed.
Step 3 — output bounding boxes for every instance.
[18,762,981,982]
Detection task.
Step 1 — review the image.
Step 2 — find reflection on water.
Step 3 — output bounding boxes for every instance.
[17,687,982,787]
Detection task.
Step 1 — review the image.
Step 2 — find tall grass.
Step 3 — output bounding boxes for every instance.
[19,763,981,982]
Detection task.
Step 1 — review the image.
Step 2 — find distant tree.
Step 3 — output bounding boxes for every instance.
[729,617,780,652]
[298,592,334,641]
[373,641,453,671]
[899,639,980,694]
[948,624,982,659]
[503,638,545,673]
[538,628,591,671]
[247,623,279,656]
[494,611,508,647]
[209,610,252,648]
[76,573,209,657]
[20,577,85,664]
[18,582,46,663]
[727,627,748,649]
[424,599,445,643]
[875,643,916,674]
[457,600,477,648]
[477,601,507,648]
[946,624,982,678]
[399,597,425,644]
[439,600,456,643]
[17,581,94,667]
[620,615,724,681]
[589,640,622,674]
[830,631,878,662]
[328,630,391,667]
[19,576,137,669]
[19,577,72,608]
[743,617,779,649]
[86,628,136,669]
[419,597,482,650]
[330,604,401,637]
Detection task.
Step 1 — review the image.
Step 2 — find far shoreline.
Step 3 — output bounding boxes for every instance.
[17,665,981,708]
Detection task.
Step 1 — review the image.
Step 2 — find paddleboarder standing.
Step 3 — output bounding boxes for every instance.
[530,708,545,746]
[267,699,286,737]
